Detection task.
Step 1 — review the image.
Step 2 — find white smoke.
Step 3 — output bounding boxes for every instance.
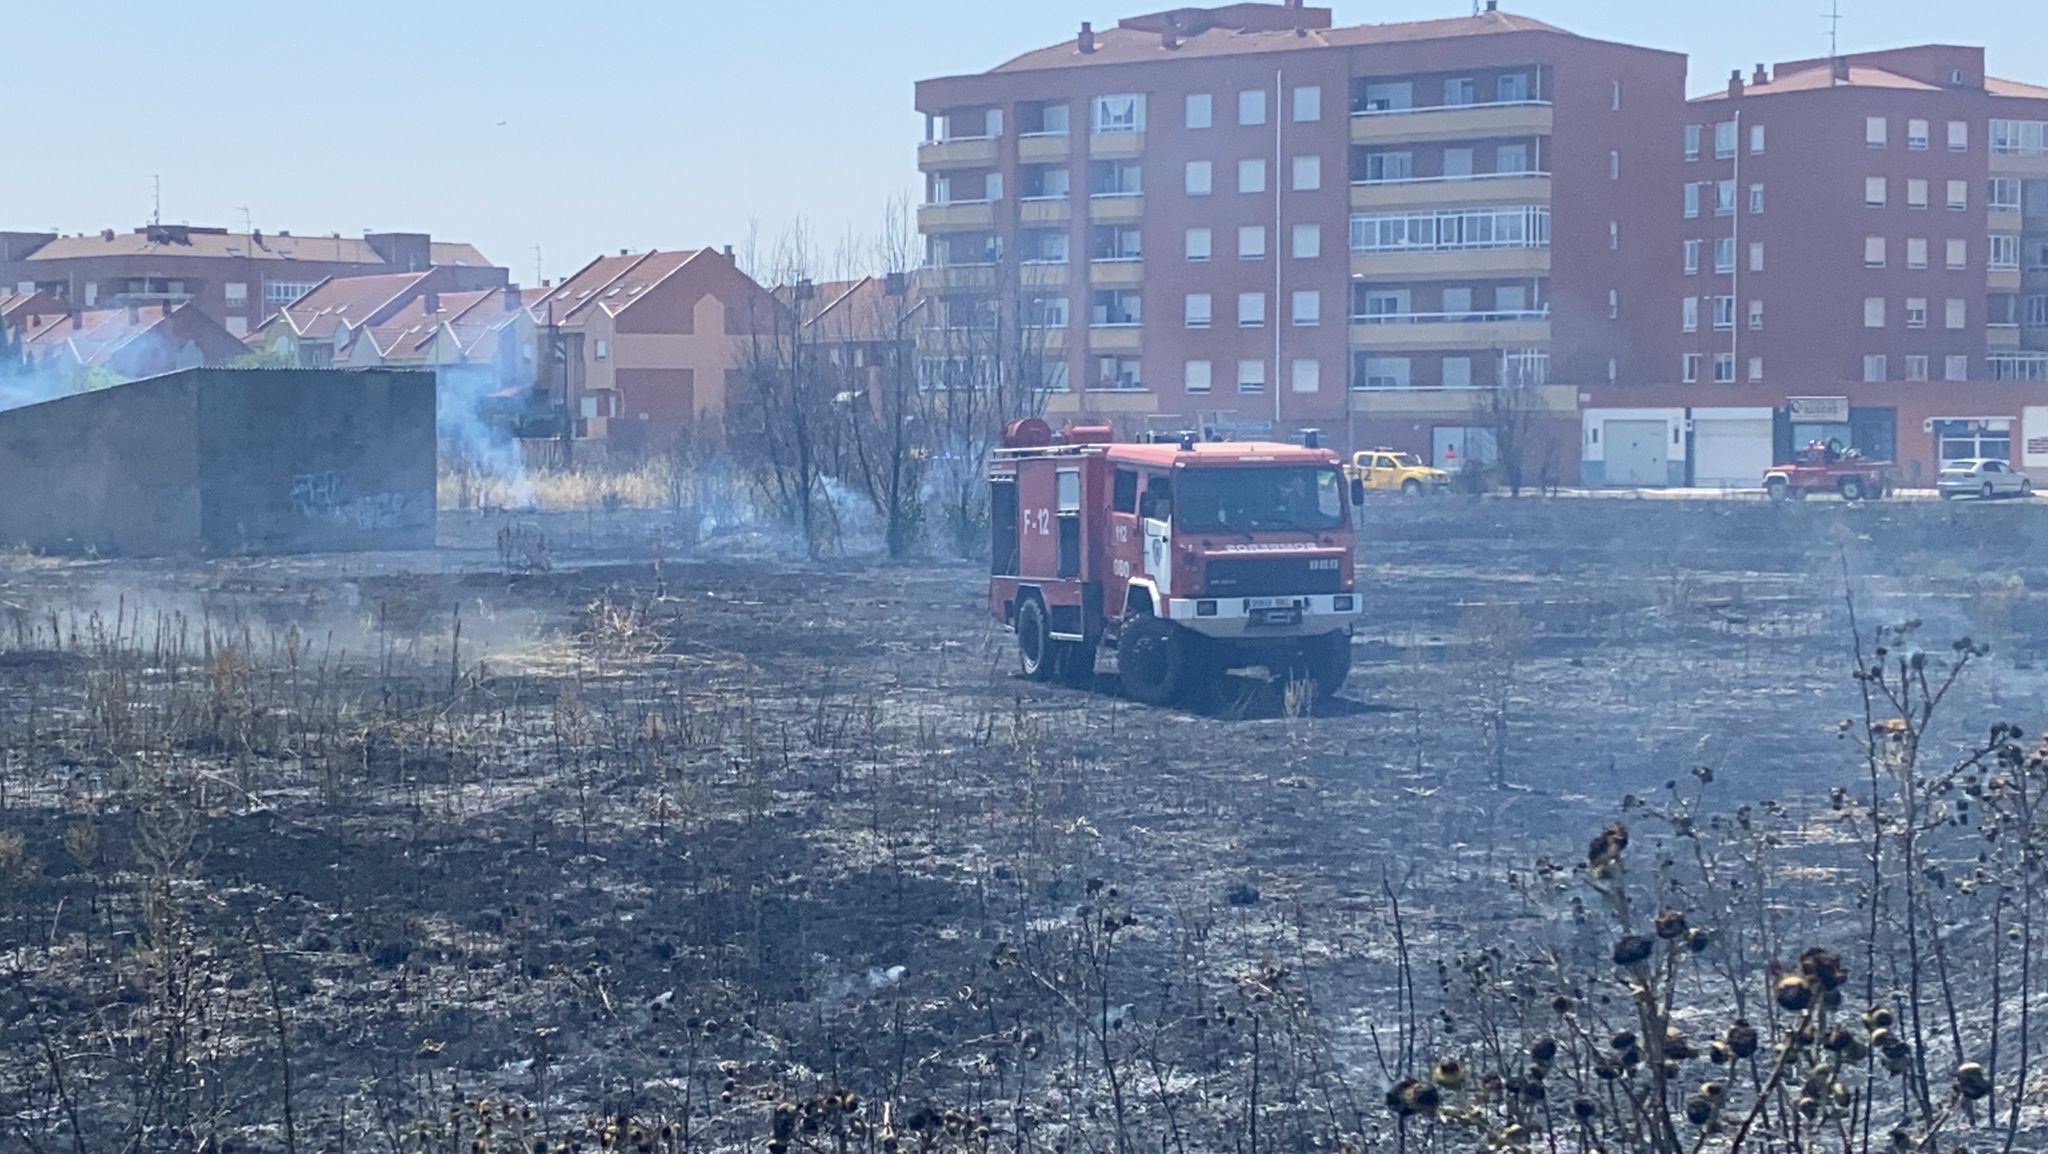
[435,364,535,509]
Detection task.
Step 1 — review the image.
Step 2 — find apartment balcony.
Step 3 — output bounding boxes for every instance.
[1089,130,1146,159]
[1019,197,1072,225]
[1991,208,2024,234]
[918,136,999,170]
[916,264,998,291]
[1088,324,1143,352]
[1017,261,1072,287]
[1350,247,1551,280]
[1018,133,1071,163]
[1350,172,1551,212]
[1089,258,1145,287]
[1989,351,2048,380]
[1990,151,2048,177]
[1349,382,1574,414]
[1030,326,1071,352]
[1988,324,2023,349]
[1079,388,1159,414]
[1089,194,1144,223]
[1990,266,2023,291]
[1348,311,1551,351]
[1350,101,1554,146]
[916,200,997,232]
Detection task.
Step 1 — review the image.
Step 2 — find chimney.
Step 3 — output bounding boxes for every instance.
[619,248,629,256]
[100,228,114,242]
[1162,14,1178,49]
[423,291,441,315]
[1832,57,1850,83]
[126,304,139,324]
[1752,62,1769,86]
[1078,21,1095,54]
[1484,0,1498,10]
[160,301,173,318]
[72,311,84,330]
[503,285,521,310]
[723,244,734,258]
[1728,69,1745,99]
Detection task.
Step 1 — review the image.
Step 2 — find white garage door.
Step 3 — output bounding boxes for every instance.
[1693,419,1774,488]
[1603,420,1669,487]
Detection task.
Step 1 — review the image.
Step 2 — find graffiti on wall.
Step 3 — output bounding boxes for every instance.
[291,470,422,531]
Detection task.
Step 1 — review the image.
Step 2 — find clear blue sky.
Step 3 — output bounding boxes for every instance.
[7,0,2042,285]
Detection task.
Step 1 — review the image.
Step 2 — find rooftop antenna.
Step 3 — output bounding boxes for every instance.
[150,175,161,226]
[1826,0,1842,59]
[534,245,544,286]
[237,205,253,236]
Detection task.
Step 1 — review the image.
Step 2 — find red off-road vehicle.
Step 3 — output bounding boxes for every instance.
[1763,442,1898,502]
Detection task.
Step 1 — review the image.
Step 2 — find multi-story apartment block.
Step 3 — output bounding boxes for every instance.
[914,1,1685,470]
[0,225,505,338]
[1588,45,2048,486]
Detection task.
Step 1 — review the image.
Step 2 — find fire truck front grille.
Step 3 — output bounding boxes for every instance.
[1202,555,1343,597]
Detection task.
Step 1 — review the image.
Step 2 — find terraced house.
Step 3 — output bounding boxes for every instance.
[914,1,1684,469]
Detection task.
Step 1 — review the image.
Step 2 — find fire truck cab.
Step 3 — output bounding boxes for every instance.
[989,419,1360,706]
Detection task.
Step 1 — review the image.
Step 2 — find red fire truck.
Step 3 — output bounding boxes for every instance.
[989,419,1360,706]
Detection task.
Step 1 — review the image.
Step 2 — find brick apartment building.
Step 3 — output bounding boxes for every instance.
[0,225,505,338]
[1580,46,2048,486]
[914,1,1684,474]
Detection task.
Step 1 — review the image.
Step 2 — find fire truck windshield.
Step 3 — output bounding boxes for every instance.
[1175,466,1346,533]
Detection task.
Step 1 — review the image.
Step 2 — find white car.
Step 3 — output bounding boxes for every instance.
[1937,459,2033,500]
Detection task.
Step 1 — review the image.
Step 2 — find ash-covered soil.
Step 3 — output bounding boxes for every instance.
[0,497,2041,1152]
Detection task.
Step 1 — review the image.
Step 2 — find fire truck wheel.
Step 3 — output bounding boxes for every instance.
[1294,631,1354,699]
[1056,641,1099,689]
[1016,597,1056,681]
[1118,615,1187,707]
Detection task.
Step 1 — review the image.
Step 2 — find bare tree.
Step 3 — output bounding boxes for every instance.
[730,223,840,558]
[1479,381,1543,498]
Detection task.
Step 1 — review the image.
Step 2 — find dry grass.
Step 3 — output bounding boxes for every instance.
[440,458,677,511]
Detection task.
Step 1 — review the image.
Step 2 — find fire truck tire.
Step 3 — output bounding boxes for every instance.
[1838,477,1866,501]
[1055,641,1099,689]
[1765,478,1789,502]
[1293,631,1354,699]
[1015,597,1056,682]
[1118,615,1187,706]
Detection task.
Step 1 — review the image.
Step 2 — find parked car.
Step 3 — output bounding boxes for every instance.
[1937,458,2034,500]
[1762,442,1897,501]
[1345,449,1449,500]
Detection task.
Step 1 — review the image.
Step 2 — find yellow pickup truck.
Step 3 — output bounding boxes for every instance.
[1346,449,1450,499]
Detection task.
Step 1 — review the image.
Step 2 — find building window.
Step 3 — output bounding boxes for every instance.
[1612,80,1622,110]
[1749,299,1764,330]
[1237,359,1266,393]
[1024,293,1070,328]
[1238,89,1267,126]
[1905,355,1931,381]
[1715,179,1736,216]
[1866,116,1887,148]
[1906,297,1928,328]
[1292,290,1320,326]
[1359,150,1414,182]
[1184,360,1212,394]
[1682,296,1699,332]
[1864,297,1886,328]
[1990,234,2020,270]
[1908,118,1930,150]
[1866,177,1887,206]
[1683,239,1700,274]
[1610,221,1620,250]
[1186,227,1212,262]
[1090,290,1142,326]
[1865,235,1886,267]
[1497,143,1531,174]
[1948,180,1968,210]
[1947,237,1968,269]
[1088,159,1143,196]
[1715,120,1736,159]
[1238,225,1267,259]
[2029,294,2048,327]
[1749,183,1765,214]
[1610,150,1620,180]
[1949,120,1969,152]
[1946,298,1967,329]
[1292,223,1321,259]
[1292,154,1322,191]
[1747,355,1764,382]
[1349,205,1551,252]
[1751,123,1766,154]
[1713,295,1735,330]
[1945,354,1969,381]
[1238,292,1265,328]
[1907,178,1929,209]
[1291,358,1320,392]
[1238,158,1267,194]
[1608,288,1619,320]
[1185,160,1213,196]
[1863,354,1887,382]
[1682,354,1700,383]
[1684,124,1701,161]
[595,338,610,361]
[1498,73,1530,102]
[1749,241,1765,272]
[1992,119,2048,155]
[1095,356,1142,390]
[1715,237,1735,272]
[1684,183,1701,219]
[1991,177,2022,212]
[1607,358,1619,383]
[1092,94,1145,133]
[266,281,317,306]
[1440,356,1472,389]
[1444,77,1476,106]
[1184,293,1213,329]
[1356,80,1413,113]
[1292,85,1321,122]
[1355,355,1412,390]
[225,282,248,306]
[1186,93,1213,130]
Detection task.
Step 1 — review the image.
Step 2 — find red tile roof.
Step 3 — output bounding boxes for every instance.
[992,9,1571,73]
[264,271,436,342]
[19,303,220,369]
[1988,76,2048,100]
[1692,65,1937,100]
[21,227,492,268]
[533,250,704,325]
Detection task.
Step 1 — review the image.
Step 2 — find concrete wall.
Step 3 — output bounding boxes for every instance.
[0,367,435,555]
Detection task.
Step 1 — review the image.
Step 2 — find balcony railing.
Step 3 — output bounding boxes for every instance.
[1349,170,1549,187]
[1349,308,1549,324]
[1349,98,1551,118]
[920,133,996,147]
[1989,352,2048,380]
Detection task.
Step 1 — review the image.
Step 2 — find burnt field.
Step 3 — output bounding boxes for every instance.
[2,498,2046,1154]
